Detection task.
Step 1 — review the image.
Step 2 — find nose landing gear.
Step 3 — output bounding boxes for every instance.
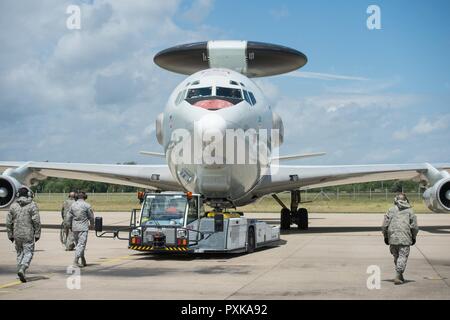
[273,190,309,230]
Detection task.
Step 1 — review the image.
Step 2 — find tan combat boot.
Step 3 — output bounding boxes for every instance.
[394,272,404,285]
[17,265,27,283]
[73,258,83,268]
[81,256,87,267]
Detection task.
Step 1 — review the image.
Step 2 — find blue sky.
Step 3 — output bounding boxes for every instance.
[0,0,449,165]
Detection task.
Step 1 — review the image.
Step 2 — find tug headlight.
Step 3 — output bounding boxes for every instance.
[177,229,187,238]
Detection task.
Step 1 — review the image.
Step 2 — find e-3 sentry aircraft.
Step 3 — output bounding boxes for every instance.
[1,41,450,230]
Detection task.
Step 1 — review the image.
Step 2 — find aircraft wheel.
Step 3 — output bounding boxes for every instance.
[246,227,256,253]
[280,208,291,230]
[298,208,309,230]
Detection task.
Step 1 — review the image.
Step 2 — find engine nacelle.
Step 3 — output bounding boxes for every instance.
[156,113,164,146]
[423,178,450,213]
[0,176,22,208]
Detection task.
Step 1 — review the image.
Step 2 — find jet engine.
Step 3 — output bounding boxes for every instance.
[423,178,450,213]
[0,176,22,208]
[156,113,164,145]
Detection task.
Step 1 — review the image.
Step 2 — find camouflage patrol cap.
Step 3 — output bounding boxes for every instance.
[17,187,31,198]
[77,191,87,200]
[394,193,411,209]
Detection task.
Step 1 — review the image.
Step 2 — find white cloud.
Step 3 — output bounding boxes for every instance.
[0,0,215,163]
[270,5,290,19]
[267,76,449,165]
[144,123,156,137]
[393,115,450,140]
[392,129,410,141]
[253,79,280,104]
[304,93,418,113]
[182,0,214,24]
[286,71,369,81]
[1,0,448,167]
[412,117,448,134]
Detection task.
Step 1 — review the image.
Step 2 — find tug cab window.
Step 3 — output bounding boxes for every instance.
[186,87,212,99]
[140,194,187,227]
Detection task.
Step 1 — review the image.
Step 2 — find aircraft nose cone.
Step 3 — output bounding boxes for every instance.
[0,187,8,198]
[195,114,227,166]
[196,114,227,137]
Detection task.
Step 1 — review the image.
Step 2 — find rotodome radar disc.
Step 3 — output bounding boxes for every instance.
[154,40,307,77]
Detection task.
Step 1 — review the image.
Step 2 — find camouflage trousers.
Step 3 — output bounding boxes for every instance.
[73,231,88,260]
[390,245,410,274]
[14,239,35,270]
[65,228,75,251]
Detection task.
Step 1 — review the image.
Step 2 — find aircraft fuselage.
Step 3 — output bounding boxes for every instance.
[158,68,280,208]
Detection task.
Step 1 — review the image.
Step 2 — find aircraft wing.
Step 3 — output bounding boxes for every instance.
[254,163,450,195]
[0,161,181,190]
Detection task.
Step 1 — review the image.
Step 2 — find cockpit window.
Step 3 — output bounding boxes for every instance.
[216,87,242,99]
[175,89,186,105]
[186,87,212,99]
[248,91,257,105]
[243,90,251,105]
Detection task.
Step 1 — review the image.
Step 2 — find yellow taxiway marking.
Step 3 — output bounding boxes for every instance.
[0,280,22,289]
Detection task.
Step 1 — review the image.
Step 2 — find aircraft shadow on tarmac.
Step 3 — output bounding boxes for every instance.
[280,225,450,235]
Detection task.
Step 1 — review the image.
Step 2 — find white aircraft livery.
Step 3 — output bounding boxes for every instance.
[1,40,450,230]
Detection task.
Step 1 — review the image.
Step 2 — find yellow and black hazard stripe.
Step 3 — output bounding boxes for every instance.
[128,246,189,252]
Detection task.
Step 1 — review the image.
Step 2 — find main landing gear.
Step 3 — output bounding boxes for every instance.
[272,190,309,230]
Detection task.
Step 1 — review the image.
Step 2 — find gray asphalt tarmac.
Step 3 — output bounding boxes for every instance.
[0,211,449,299]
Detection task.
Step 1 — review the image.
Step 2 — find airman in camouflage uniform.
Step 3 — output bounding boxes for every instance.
[65,191,94,268]
[6,187,41,283]
[61,192,77,251]
[382,193,419,285]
